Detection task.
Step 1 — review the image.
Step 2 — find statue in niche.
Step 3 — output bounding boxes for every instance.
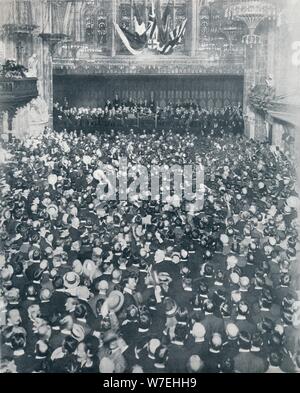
[28,96,49,125]
[26,54,38,78]
[97,15,107,45]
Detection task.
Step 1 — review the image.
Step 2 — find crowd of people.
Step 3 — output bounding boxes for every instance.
[53,98,244,135]
[0,123,299,373]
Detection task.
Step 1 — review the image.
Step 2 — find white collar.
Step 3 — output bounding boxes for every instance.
[154,363,165,369]
[61,329,71,335]
[138,327,149,333]
[79,358,93,368]
[14,349,25,357]
[260,307,270,312]
[195,337,205,343]
[124,287,133,295]
[209,349,220,353]
[267,365,281,371]
[172,340,184,346]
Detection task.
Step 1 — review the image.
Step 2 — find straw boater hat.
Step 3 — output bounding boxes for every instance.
[63,272,80,289]
[105,290,124,313]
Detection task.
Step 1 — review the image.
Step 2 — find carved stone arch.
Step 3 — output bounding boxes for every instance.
[93,3,108,45]
[81,3,95,43]
[80,1,107,45]
[199,5,211,38]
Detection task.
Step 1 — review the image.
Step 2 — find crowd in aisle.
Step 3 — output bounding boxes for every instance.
[0,125,299,373]
[54,98,244,135]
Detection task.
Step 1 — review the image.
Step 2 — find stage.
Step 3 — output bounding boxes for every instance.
[53,74,244,110]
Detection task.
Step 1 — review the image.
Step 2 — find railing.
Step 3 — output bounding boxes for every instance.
[0,77,38,103]
[53,55,245,76]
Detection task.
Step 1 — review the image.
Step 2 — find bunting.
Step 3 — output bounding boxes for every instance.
[114,0,187,55]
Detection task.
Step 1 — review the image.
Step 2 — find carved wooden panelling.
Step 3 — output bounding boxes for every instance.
[54,74,243,109]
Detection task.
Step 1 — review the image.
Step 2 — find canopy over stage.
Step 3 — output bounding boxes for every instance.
[53,74,243,109]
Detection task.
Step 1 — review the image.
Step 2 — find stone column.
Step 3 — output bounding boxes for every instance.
[189,0,198,57]
[111,0,117,57]
[243,43,257,138]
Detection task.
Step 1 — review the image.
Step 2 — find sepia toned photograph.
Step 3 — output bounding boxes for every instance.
[0,0,300,375]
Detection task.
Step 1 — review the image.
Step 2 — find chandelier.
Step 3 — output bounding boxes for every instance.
[225,1,277,48]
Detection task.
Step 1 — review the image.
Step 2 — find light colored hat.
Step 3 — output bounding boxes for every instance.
[231,290,242,303]
[76,286,90,301]
[164,297,177,317]
[93,247,102,257]
[0,254,6,268]
[172,253,181,264]
[7,309,22,325]
[53,247,64,256]
[72,260,83,275]
[180,249,188,259]
[154,250,165,263]
[47,204,58,217]
[192,323,206,339]
[82,259,96,279]
[1,265,14,280]
[227,255,238,270]
[99,357,115,373]
[220,234,229,244]
[148,338,161,355]
[106,290,124,313]
[211,333,222,347]
[71,324,85,342]
[71,217,80,228]
[132,365,144,373]
[5,287,20,303]
[140,248,148,258]
[112,270,122,283]
[63,272,80,289]
[98,280,109,294]
[189,355,204,373]
[226,323,239,339]
[239,276,250,291]
[40,288,52,302]
[230,272,240,285]
[40,260,48,271]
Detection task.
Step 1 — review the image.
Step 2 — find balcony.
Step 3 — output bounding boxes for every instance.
[0,77,38,106]
[0,77,38,131]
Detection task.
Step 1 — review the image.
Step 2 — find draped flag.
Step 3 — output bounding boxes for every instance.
[114,0,187,55]
[157,0,172,48]
[133,2,147,36]
[147,0,158,46]
[157,18,187,55]
[114,22,146,55]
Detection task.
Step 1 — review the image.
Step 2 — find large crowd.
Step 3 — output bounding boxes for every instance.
[53,98,244,135]
[0,123,300,373]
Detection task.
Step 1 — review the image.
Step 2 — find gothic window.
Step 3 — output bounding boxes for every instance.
[85,12,94,43]
[96,12,107,45]
[83,2,108,47]
[119,2,132,31]
[199,6,210,40]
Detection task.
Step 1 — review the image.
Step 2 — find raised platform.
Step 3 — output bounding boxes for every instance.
[0,77,38,132]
